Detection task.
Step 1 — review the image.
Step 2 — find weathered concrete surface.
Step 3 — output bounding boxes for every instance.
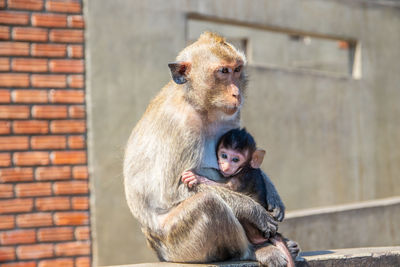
[102,247,400,267]
[280,196,400,251]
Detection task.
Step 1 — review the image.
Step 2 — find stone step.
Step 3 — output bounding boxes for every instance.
[103,246,400,266]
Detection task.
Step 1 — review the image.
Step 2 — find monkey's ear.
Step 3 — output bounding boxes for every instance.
[168,62,191,84]
[250,149,266,169]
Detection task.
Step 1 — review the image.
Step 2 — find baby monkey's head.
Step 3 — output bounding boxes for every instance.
[216,128,265,178]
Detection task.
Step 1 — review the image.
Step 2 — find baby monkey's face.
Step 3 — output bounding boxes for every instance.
[217,145,248,177]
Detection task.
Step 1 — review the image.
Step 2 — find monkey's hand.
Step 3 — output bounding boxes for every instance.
[181,170,199,188]
[262,171,286,222]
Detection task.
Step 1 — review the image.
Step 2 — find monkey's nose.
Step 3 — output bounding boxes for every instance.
[230,84,240,98]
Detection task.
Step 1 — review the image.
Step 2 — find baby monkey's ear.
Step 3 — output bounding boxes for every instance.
[250,149,266,169]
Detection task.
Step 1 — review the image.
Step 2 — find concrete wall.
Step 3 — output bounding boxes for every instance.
[85,0,400,265]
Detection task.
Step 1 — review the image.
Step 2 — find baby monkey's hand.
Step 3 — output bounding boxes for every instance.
[181,170,199,188]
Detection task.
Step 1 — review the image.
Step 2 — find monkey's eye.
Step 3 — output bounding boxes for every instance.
[221,153,228,159]
[219,67,230,74]
[232,157,240,163]
[234,66,242,72]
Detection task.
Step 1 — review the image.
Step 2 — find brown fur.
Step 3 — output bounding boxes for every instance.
[124,32,287,266]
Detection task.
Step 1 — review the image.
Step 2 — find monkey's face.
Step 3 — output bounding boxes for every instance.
[208,60,246,116]
[217,145,248,177]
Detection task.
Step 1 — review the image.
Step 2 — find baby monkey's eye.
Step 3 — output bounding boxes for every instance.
[234,66,242,72]
[232,157,240,163]
[219,67,231,74]
[221,153,228,159]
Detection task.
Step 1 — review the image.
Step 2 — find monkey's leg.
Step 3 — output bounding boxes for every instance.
[157,191,251,263]
[201,185,278,239]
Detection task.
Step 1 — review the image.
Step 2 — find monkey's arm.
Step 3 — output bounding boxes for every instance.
[182,170,230,188]
[261,171,285,222]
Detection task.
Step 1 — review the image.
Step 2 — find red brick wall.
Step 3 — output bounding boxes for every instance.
[0,1,90,266]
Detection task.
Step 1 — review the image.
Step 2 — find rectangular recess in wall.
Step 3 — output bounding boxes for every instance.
[187,15,361,79]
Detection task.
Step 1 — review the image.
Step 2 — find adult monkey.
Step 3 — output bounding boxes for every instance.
[124,32,287,266]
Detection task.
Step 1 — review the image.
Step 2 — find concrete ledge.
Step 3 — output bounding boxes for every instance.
[280,196,400,251]
[103,246,400,266]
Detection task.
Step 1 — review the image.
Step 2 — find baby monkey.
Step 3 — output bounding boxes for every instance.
[182,128,299,266]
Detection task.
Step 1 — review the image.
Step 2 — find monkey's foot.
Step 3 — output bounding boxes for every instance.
[286,239,300,259]
[254,244,288,267]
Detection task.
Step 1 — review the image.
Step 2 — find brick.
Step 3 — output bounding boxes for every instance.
[17,213,52,228]
[32,74,66,88]
[0,198,33,214]
[72,166,88,179]
[0,42,29,56]
[32,43,66,57]
[0,184,13,198]
[0,215,14,229]
[72,196,88,210]
[0,136,29,150]
[16,182,51,197]
[13,152,49,166]
[12,90,48,103]
[32,105,68,119]
[0,167,33,182]
[50,59,84,73]
[46,0,81,13]
[69,105,85,118]
[0,229,36,245]
[31,135,67,149]
[0,90,11,103]
[0,246,15,262]
[68,45,83,58]
[35,166,71,180]
[0,153,11,166]
[38,227,73,242]
[0,106,29,119]
[13,120,49,134]
[75,226,89,240]
[0,73,29,87]
[50,120,86,133]
[53,181,88,195]
[0,57,10,71]
[0,26,10,40]
[0,0,4,7]
[75,257,90,267]
[51,151,86,165]
[55,241,90,256]
[50,89,84,103]
[68,74,84,88]
[50,29,83,43]
[13,27,48,42]
[0,11,30,25]
[9,0,44,11]
[0,121,11,134]
[68,135,85,149]
[68,15,84,28]
[54,212,88,226]
[32,13,67,28]
[17,244,54,260]
[2,262,36,267]
[12,58,48,72]
[39,258,73,267]
[36,197,70,211]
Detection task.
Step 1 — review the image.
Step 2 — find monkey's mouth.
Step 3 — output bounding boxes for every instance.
[223,101,241,115]
[223,106,238,115]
